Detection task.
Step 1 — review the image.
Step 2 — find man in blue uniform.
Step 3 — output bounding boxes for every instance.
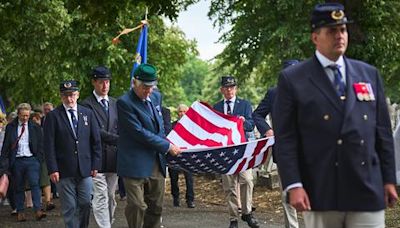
[252,59,299,228]
[273,3,398,227]
[117,64,181,228]
[214,76,258,228]
[44,80,102,228]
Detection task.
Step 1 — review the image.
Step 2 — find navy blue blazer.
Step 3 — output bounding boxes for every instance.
[213,97,255,139]
[81,94,118,172]
[252,87,276,136]
[117,90,170,178]
[273,55,396,211]
[0,119,43,170]
[43,104,102,179]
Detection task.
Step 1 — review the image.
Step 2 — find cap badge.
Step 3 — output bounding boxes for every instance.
[331,10,344,20]
[64,82,72,88]
[227,78,234,84]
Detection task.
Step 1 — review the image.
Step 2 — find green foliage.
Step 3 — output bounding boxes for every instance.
[0,0,197,110]
[208,0,400,102]
[180,55,210,104]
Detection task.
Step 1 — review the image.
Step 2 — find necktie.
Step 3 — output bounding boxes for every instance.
[12,123,25,149]
[101,99,109,115]
[226,100,232,115]
[19,123,26,138]
[144,100,154,118]
[327,65,346,98]
[68,109,78,137]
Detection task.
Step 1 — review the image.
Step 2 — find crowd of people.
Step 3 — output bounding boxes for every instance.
[0,2,399,228]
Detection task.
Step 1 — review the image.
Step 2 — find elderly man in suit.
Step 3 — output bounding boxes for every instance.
[44,80,102,228]
[1,103,46,222]
[117,63,181,228]
[213,76,259,228]
[81,66,119,228]
[253,59,299,228]
[273,3,398,227]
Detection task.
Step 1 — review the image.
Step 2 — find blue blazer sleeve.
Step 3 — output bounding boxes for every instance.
[272,72,301,189]
[374,69,396,184]
[241,99,255,133]
[43,111,58,174]
[252,88,275,135]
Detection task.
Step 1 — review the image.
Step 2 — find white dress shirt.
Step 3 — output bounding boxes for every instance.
[16,121,33,157]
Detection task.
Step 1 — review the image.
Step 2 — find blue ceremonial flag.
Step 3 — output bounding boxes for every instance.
[0,95,6,115]
[130,23,148,81]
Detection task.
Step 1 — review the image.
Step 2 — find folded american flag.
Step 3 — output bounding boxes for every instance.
[167,101,274,174]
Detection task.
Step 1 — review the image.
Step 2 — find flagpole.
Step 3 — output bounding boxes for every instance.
[129,10,149,81]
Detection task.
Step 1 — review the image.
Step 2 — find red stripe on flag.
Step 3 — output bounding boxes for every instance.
[234,158,248,174]
[260,147,270,165]
[199,102,246,143]
[185,108,235,145]
[247,139,269,168]
[173,123,223,147]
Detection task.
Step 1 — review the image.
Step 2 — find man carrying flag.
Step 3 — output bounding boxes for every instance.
[214,76,259,228]
[117,64,181,228]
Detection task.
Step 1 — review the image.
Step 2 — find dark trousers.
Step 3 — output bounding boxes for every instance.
[13,157,42,212]
[51,181,58,197]
[118,177,126,198]
[169,168,194,202]
[7,176,16,210]
[57,177,92,228]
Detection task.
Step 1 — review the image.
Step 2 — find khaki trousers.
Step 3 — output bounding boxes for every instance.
[92,173,118,228]
[303,210,385,228]
[222,169,254,219]
[281,190,299,228]
[123,162,165,228]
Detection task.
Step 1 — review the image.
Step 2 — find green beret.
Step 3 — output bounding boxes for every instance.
[134,64,157,86]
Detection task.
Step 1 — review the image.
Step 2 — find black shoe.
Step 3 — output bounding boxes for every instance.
[241,213,260,228]
[173,199,180,207]
[229,220,238,228]
[187,201,195,208]
[45,202,56,211]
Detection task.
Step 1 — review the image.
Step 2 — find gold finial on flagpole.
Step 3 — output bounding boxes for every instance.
[112,7,149,45]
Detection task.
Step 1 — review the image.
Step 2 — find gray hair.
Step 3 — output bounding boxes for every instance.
[17,103,32,114]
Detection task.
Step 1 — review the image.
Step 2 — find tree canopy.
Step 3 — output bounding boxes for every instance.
[0,0,197,110]
[3,0,400,112]
[208,0,400,102]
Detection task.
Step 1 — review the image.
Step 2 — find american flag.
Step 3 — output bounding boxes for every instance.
[167,101,274,174]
